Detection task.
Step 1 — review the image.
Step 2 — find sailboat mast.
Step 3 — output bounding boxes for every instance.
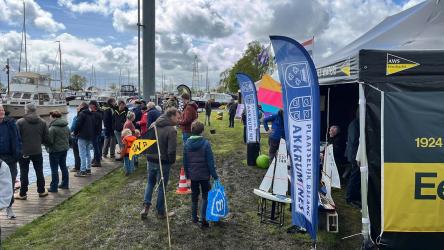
[57,41,62,92]
[137,0,141,97]
[23,0,28,72]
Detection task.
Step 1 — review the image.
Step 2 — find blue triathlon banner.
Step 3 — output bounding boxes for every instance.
[236,73,260,143]
[270,36,320,240]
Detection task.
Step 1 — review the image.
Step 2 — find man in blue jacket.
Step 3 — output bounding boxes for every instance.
[0,104,21,219]
[263,109,285,160]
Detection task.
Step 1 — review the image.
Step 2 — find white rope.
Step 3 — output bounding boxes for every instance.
[154,125,172,249]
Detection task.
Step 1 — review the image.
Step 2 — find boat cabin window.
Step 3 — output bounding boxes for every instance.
[12,92,22,98]
[39,94,50,102]
[22,93,32,99]
[12,76,35,85]
[33,94,39,100]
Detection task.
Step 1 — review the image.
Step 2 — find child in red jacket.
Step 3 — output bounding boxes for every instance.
[121,128,137,176]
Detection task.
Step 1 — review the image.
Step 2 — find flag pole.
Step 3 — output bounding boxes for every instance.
[153,125,172,249]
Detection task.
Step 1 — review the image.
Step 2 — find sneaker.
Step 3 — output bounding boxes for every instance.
[70,168,79,173]
[115,158,123,162]
[86,169,92,175]
[201,220,209,228]
[92,163,102,168]
[140,204,150,219]
[192,216,199,224]
[39,189,49,197]
[48,188,58,193]
[110,155,115,159]
[74,171,87,177]
[6,207,16,219]
[58,184,69,189]
[102,154,108,158]
[157,211,175,219]
[14,193,27,200]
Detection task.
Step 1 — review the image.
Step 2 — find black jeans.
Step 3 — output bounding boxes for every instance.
[229,113,235,127]
[268,138,280,161]
[72,139,81,170]
[191,180,210,221]
[19,153,45,196]
[346,161,361,203]
[0,154,17,207]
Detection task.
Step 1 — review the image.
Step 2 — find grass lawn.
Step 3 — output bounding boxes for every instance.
[3,112,361,250]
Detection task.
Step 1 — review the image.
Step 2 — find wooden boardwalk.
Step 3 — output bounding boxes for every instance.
[0,158,121,240]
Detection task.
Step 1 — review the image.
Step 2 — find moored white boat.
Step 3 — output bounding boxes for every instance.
[2,72,68,118]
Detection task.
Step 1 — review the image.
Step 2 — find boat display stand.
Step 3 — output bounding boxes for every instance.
[257,198,287,227]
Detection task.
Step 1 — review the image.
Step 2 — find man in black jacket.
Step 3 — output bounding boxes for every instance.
[89,100,103,167]
[102,98,116,158]
[345,114,361,208]
[74,102,95,177]
[113,100,128,161]
[16,104,49,198]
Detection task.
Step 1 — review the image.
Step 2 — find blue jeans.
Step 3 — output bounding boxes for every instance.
[78,138,92,172]
[123,156,135,174]
[182,132,191,145]
[49,151,68,190]
[143,161,171,214]
[92,135,102,164]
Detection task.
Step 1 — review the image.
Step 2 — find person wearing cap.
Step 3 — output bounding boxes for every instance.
[73,102,95,177]
[15,103,49,199]
[89,100,103,168]
[46,110,70,192]
[132,100,143,128]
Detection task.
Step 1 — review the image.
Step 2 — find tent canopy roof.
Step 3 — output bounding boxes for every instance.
[317,0,444,86]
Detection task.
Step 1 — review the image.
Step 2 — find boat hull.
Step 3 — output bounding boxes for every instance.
[4,103,68,118]
[253,189,292,204]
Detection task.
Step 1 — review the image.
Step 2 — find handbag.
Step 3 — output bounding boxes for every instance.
[206,180,229,222]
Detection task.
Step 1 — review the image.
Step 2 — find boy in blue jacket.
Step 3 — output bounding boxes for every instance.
[263,109,285,160]
[183,120,218,228]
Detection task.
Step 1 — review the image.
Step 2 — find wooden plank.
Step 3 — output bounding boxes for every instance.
[1,158,120,240]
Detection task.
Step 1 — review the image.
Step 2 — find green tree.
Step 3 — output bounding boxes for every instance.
[220,41,272,93]
[70,74,87,90]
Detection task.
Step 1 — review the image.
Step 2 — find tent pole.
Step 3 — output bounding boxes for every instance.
[358,83,372,248]
[326,87,331,142]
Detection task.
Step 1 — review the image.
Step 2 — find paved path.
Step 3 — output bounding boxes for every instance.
[0,158,121,240]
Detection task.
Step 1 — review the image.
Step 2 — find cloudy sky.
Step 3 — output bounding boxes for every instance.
[0,0,423,91]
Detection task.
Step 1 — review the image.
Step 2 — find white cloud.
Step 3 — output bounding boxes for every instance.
[0,31,138,87]
[0,0,65,33]
[2,0,428,91]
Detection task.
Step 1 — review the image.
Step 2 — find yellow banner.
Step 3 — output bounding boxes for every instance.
[384,163,444,232]
[129,139,156,160]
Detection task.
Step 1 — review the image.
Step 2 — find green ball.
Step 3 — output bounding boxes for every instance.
[256,154,270,169]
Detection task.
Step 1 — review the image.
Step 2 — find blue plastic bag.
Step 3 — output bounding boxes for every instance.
[206,180,229,222]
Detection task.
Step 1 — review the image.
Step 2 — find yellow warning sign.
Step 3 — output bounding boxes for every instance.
[386,54,420,75]
[341,66,350,76]
[129,139,156,160]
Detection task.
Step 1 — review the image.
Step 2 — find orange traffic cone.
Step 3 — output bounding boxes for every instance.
[176,167,192,195]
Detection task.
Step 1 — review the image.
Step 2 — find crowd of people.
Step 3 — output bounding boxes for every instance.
[0,92,222,229]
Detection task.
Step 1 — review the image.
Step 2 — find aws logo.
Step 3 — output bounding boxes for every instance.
[386,54,420,75]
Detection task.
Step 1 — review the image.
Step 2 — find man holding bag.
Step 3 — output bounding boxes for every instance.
[183,121,219,228]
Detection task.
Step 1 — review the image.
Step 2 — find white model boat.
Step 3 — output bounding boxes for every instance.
[2,72,68,118]
[253,139,292,204]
